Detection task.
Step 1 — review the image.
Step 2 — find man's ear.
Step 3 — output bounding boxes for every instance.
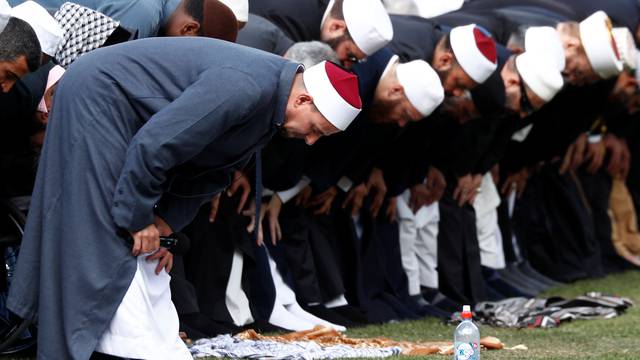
[388,83,405,99]
[295,92,314,107]
[180,21,201,36]
[435,52,453,72]
[564,37,581,51]
[325,18,347,37]
[506,74,520,88]
[509,46,524,55]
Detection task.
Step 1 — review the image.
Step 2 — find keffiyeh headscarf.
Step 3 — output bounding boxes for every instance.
[54,2,120,68]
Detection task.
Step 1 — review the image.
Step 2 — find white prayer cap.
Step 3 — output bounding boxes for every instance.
[612,27,637,71]
[515,51,564,102]
[636,49,640,83]
[414,0,464,19]
[11,1,63,56]
[342,0,394,56]
[396,58,444,116]
[579,11,623,79]
[0,0,10,33]
[450,24,498,84]
[37,65,65,113]
[218,0,248,23]
[303,61,362,131]
[525,26,565,72]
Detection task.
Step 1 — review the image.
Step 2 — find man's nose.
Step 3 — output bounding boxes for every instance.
[0,80,13,93]
[305,134,320,145]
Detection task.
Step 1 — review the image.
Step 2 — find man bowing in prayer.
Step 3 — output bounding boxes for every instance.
[7,37,361,360]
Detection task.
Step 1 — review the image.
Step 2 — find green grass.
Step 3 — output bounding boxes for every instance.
[343,270,640,360]
[2,271,639,359]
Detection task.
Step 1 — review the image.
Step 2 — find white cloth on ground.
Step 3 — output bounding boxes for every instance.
[95,253,191,359]
[190,334,402,359]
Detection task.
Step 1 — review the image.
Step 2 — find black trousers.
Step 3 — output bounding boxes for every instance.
[579,168,634,273]
[181,193,261,323]
[437,191,487,304]
[513,163,603,282]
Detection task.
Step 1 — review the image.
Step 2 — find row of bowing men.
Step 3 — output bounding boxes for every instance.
[1,0,640,355]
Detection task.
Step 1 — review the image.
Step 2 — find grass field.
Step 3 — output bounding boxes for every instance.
[2,270,639,360]
[345,270,640,360]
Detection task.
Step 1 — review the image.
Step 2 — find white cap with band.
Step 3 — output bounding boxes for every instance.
[525,26,565,72]
[0,0,10,33]
[516,51,564,102]
[450,24,498,84]
[612,27,637,71]
[218,0,248,23]
[579,11,623,79]
[11,1,63,56]
[303,61,362,131]
[396,59,445,117]
[322,0,393,56]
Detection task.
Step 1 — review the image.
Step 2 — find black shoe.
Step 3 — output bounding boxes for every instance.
[410,295,451,319]
[179,313,239,338]
[420,287,462,314]
[302,304,361,327]
[518,261,563,287]
[242,319,289,334]
[329,305,369,326]
[483,267,536,298]
[499,266,549,293]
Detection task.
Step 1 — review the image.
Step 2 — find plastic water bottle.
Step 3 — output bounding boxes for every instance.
[453,305,480,360]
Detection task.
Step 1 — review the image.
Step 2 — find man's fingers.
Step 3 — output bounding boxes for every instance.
[132,236,141,256]
[500,179,512,196]
[209,195,220,222]
[146,249,164,262]
[166,255,173,273]
[270,218,277,246]
[246,214,256,234]
[370,196,383,218]
[453,185,462,202]
[314,201,330,215]
[342,192,354,209]
[236,186,250,214]
[560,146,574,174]
[276,222,282,242]
[256,223,264,247]
[155,254,170,275]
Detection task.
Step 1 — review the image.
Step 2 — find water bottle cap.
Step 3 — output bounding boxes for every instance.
[461,305,472,319]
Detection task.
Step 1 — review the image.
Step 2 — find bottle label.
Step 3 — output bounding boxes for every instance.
[454,341,479,360]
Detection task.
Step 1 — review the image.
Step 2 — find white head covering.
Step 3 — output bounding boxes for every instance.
[11,1,63,56]
[579,11,623,79]
[414,0,464,19]
[37,65,65,113]
[0,0,10,33]
[303,61,362,131]
[450,24,498,84]
[323,0,393,56]
[396,58,445,116]
[218,0,248,23]
[515,51,564,102]
[525,26,565,72]
[612,27,637,71]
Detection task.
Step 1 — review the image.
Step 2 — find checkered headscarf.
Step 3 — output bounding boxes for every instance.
[54,2,120,68]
